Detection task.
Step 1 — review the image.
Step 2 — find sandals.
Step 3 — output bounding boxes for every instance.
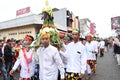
[86,76,91,80]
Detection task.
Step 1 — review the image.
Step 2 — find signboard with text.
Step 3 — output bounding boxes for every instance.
[16,7,30,16]
[111,16,120,30]
[90,23,95,35]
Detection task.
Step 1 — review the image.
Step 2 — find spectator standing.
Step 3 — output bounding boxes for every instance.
[113,35,120,66]
[0,41,7,80]
[10,35,36,80]
[4,39,13,77]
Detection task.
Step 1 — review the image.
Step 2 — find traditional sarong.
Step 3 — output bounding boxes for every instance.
[19,77,31,80]
[19,77,35,80]
[65,72,81,80]
[87,60,96,73]
[100,48,104,57]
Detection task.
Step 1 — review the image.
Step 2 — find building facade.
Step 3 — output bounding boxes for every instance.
[0,14,42,40]
[80,18,91,38]
[80,18,97,38]
[0,8,79,40]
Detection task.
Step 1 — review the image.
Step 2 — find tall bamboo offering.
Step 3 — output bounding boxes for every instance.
[35,0,62,50]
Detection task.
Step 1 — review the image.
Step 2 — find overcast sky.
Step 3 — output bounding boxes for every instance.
[0,0,119,38]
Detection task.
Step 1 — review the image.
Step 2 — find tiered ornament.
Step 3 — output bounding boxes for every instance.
[35,0,62,50]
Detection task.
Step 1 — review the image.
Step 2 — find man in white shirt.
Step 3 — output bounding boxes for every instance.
[10,35,36,80]
[60,29,87,80]
[37,32,65,80]
[61,36,71,67]
[99,39,105,57]
[92,37,99,63]
[85,35,98,80]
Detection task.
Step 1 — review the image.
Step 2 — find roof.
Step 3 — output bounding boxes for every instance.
[0,14,43,30]
[0,13,67,31]
[55,23,67,31]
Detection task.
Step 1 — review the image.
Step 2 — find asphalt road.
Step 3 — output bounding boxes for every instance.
[90,48,120,80]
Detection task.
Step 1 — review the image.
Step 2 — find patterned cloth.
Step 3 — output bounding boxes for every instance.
[19,77,35,80]
[65,72,81,80]
[19,77,31,80]
[87,60,96,73]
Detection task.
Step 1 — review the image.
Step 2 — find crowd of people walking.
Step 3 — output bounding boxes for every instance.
[0,28,115,80]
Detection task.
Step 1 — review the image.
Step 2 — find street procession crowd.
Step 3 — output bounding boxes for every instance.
[0,29,111,80]
[0,0,117,80]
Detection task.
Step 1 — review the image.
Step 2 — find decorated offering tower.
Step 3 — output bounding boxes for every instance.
[35,0,62,50]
